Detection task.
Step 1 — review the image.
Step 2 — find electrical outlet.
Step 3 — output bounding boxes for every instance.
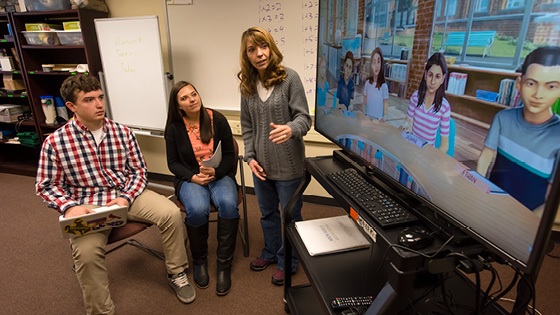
[230,120,242,135]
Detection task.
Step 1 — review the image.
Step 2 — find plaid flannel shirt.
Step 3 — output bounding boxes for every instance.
[36,117,147,214]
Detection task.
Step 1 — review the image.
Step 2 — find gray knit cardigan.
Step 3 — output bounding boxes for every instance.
[240,67,312,181]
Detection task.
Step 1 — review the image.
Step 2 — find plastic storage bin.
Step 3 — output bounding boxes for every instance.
[476,90,499,102]
[22,31,61,46]
[57,31,83,45]
[25,0,71,11]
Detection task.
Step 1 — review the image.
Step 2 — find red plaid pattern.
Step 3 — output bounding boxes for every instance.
[36,118,147,214]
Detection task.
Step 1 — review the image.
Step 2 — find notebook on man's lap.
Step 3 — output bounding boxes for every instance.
[59,204,128,238]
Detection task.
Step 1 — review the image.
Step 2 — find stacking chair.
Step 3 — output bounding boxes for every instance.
[147,137,250,257]
[105,221,165,259]
[71,220,164,272]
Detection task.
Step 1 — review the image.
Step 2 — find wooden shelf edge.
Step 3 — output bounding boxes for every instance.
[22,45,85,49]
[446,93,508,109]
[451,112,491,130]
[448,64,520,77]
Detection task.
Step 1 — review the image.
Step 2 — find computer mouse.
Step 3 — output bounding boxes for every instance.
[398,227,435,250]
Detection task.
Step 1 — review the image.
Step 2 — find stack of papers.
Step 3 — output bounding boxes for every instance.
[295,215,371,256]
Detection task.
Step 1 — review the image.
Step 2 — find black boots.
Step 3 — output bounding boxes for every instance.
[216,217,239,296]
[186,222,209,289]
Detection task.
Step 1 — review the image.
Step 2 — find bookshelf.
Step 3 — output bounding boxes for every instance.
[445,65,520,127]
[359,56,409,98]
[0,9,107,176]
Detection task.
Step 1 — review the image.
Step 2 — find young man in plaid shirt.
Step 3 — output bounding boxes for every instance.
[36,75,195,314]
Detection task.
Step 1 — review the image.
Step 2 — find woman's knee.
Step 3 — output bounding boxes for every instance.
[218,199,239,219]
[184,205,210,226]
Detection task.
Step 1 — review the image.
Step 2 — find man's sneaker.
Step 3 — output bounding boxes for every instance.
[168,272,196,303]
[271,269,284,286]
[250,257,275,271]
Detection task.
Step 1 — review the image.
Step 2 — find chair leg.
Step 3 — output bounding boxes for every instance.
[238,155,250,257]
[106,238,165,260]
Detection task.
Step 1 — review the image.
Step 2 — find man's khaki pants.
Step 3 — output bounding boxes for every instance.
[70,189,189,315]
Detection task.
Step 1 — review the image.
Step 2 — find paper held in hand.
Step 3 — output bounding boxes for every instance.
[295,215,371,256]
[202,140,222,168]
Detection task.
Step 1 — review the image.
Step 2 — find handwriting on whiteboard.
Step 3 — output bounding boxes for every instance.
[257,0,318,109]
[114,36,143,73]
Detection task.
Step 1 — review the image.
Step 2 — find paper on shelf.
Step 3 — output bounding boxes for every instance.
[295,215,371,256]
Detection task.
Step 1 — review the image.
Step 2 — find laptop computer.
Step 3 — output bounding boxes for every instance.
[59,204,128,239]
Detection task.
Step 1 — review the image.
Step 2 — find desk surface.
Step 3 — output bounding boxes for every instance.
[284,156,510,314]
[315,109,539,266]
[286,222,507,315]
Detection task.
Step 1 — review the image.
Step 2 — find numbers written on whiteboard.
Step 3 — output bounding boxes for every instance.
[259,13,285,23]
[259,2,282,13]
[301,1,319,9]
[302,25,318,32]
[303,35,318,44]
[303,48,316,56]
[302,12,318,20]
[275,37,286,46]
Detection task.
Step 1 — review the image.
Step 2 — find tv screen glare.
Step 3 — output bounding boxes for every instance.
[314,0,560,273]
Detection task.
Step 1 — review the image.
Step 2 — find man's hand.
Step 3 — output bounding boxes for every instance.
[106,197,130,208]
[249,160,266,181]
[269,122,292,144]
[64,205,95,219]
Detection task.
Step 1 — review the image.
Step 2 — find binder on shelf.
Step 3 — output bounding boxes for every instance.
[295,215,371,256]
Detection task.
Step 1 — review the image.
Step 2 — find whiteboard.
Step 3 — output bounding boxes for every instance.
[95,16,168,131]
[166,0,318,113]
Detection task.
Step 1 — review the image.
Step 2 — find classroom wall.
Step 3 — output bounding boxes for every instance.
[104,0,338,198]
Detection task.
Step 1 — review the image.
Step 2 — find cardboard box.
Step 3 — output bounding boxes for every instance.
[3,74,26,91]
[63,21,80,31]
[0,105,23,122]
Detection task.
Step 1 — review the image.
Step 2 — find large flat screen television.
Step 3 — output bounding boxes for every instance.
[314,0,560,276]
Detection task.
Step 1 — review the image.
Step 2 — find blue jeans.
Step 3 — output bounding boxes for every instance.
[179,176,239,227]
[253,174,303,272]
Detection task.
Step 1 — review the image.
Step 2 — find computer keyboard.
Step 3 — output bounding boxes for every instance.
[327,168,418,227]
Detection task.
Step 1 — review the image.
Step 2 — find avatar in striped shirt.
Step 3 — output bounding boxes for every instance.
[401,53,451,154]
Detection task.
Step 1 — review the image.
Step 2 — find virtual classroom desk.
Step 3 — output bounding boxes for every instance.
[313,108,538,265]
[283,156,512,314]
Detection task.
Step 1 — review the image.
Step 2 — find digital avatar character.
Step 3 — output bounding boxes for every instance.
[401,53,451,154]
[363,47,389,120]
[477,46,560,211]
[336,51,355,110]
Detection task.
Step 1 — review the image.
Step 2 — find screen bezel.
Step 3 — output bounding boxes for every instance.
[313,0,558,276]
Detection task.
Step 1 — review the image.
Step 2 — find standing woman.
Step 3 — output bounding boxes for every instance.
[165,81,239,296]
[237,27,311,285]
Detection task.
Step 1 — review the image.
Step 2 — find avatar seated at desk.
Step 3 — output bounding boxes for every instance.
[400,53,451,155]
[335,51,357,111]
[477,46,560,215]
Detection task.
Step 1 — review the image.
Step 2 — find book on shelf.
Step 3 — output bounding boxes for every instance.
[497,78,521,107]
[295,215,371,256]
[446,72,467,95]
